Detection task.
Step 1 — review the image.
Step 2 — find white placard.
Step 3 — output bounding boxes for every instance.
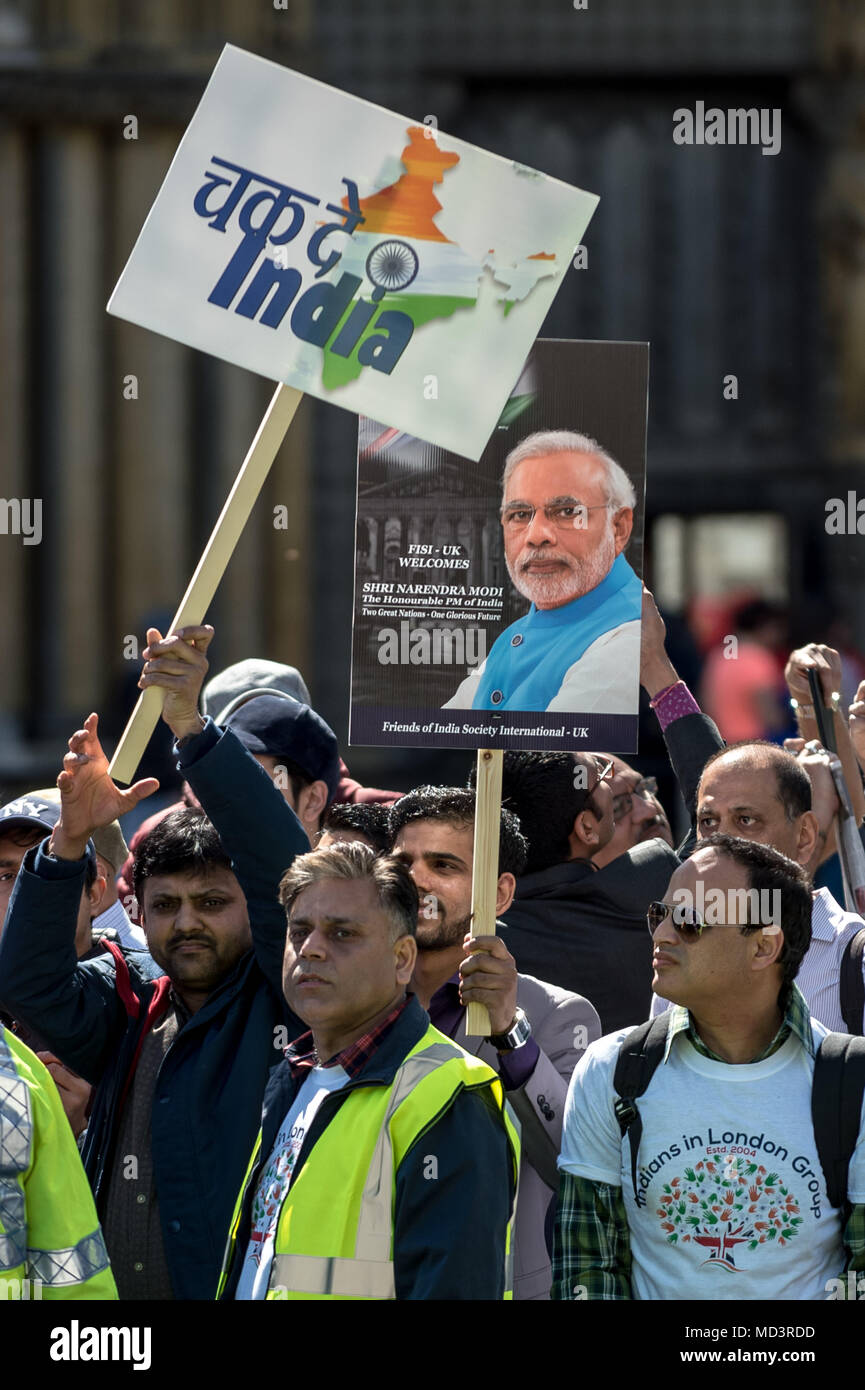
[108,45,599,460]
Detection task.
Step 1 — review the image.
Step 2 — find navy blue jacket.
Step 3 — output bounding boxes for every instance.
[0,721,308,1300]
[220,996,515,1300]
[167,725,516,1299]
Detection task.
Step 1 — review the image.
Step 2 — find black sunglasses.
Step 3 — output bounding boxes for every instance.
[646,900,708,941]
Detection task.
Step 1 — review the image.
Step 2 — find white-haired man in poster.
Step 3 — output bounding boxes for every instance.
[444,431,642,713]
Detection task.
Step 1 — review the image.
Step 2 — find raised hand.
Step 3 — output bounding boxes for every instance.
[849,680,865,774]
[784,642,843,707]
[640,585,678,698]
[139,624,213,741]
[50,713,159,861]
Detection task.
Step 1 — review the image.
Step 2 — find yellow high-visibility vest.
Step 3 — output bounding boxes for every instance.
[0,1026,117,1300]
[218,1026,520,1300]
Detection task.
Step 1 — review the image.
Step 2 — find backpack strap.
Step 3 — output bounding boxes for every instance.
[840,929,865,1037]
[613,1015,671,1207]
[812,1032,865,1210]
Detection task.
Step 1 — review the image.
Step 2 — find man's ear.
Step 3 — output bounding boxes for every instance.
[297,780,330,829]
[87,874,109,919]
[572,809,602,850]
[796,810,820,869]
[612,507,633,555]
[751,925,785,974]
[495,872,516,915]
[394,932,418,984]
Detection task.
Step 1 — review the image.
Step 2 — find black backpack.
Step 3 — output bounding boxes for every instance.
[841,928,865,1036]
[613,1016,865,1212]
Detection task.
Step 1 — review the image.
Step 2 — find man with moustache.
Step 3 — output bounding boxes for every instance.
[0,635,309,1299]
[444,430,642,713]
[217,842,518,1300]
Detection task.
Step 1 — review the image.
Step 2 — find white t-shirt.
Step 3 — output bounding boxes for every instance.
[235,1065,349,1301]
[558,1022,865,1301]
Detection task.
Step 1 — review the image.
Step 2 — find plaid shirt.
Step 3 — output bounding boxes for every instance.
[284,995,411,1083]
[552,984,865,1300]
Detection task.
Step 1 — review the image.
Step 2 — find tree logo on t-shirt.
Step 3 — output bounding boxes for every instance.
[655,1157,802,1271]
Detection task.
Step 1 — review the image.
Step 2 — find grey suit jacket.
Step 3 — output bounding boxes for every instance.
[454,971,601,1300]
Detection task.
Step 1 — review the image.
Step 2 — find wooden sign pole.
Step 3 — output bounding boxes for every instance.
[465,747,504,1037]
[109,382,304,785]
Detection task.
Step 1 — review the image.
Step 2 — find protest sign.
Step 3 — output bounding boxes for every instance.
[108,44,598,461]
[106,44,599,782]
[349,338,649,755]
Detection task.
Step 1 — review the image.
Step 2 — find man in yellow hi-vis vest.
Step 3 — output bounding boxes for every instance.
[0,1025,116,1300]
[218,842,519,1300]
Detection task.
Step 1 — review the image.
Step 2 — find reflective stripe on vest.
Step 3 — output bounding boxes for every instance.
[0,1032,31,1275]
[270,1040,463,1299]
[28,1230,112,1287]
[270,1254,396,1299]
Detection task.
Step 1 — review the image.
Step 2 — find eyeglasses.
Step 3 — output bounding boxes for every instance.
[500,501,611,533]
[646,900,708,941]
[587,758,614,795]
[612,776,659,824]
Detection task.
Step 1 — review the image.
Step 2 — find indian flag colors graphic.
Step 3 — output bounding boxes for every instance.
[107,45,599,458]
[323,126,558,389]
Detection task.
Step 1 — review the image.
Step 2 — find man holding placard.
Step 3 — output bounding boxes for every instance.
[130,626,519,1298]
[102,47,598,784]
[0,661,309,1300]
[389,785,602,1299]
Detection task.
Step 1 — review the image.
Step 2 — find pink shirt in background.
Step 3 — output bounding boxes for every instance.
[700,641,781,742]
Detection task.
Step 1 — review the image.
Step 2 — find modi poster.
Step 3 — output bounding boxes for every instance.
[108,44,599,461]
[349,339,649,752]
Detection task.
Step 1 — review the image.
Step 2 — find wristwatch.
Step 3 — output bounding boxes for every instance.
[488,1007,532,1052]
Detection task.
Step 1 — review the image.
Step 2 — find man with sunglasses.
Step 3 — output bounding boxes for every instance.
[645,739,865,1034]
[638,588,865,1032]
[497,751,680,1032]
[553,833,865,1300]
[444,430,642,713]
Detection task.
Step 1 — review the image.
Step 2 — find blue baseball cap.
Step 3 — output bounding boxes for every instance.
[0,793,97,870]
[224,695,341,801]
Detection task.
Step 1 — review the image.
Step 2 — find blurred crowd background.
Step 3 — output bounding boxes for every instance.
[1,0,864,834]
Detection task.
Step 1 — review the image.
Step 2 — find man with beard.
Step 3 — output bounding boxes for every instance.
[0,665,308,1299]
[389,786,601,1299]
[444,431,642,713]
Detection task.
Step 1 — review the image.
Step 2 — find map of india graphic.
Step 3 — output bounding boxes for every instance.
[322,126,558,389]
[655,1156,803,1272]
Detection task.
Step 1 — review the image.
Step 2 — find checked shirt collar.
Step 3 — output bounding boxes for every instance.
[663,982,814,1065]
[285,994,411,1083]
